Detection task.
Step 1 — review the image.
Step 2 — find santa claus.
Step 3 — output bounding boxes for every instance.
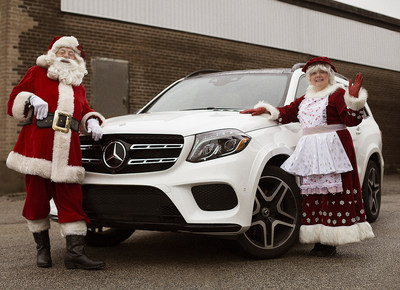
[7,36,106,269]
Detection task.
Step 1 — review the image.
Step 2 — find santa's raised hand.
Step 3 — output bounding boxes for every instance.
[348,72,363,98]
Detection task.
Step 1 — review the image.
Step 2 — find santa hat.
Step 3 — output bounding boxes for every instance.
[302,56,337,73]
[37,36,85,68]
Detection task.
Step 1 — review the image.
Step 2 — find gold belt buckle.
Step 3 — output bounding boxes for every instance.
[52,110,72,133]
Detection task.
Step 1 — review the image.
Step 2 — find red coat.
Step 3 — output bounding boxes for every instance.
[7,66,104,183]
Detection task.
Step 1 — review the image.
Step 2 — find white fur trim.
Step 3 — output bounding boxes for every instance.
[81,112,106,134]
[50,83,85,184]
[60,220,87,237]
[36,54,51,68]
[305,83,344,99]
[51,36,80,55]
[344,87,368,111]
[26,217,50,233]
[6,151,84,183]
[11,91,34,122]
[253,101,280,120]
[51,130,85,183]
[299,222,375,246]
[7,151,52,179]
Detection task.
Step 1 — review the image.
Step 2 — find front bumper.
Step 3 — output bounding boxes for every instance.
[80,135,261,234]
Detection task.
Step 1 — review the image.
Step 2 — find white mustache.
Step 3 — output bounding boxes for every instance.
[56,57,77,66]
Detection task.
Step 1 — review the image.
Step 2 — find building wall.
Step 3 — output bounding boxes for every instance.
[1,0,399,192]
[60,0,400,71]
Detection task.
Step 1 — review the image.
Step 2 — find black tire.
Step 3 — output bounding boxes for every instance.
[237,166,301,259]
[85,226,135,247]
[362,160,381,223]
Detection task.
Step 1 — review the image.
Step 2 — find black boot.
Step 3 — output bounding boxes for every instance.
[32,230,52,268]
[64,235,105,270]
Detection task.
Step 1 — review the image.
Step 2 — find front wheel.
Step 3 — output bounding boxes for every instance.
[85,227,135,247]
[362,160,382,223]
[237,166,301,259]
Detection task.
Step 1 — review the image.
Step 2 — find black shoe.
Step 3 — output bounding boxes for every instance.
[64,235,106,270]
[310,243,336,257]
[33,230,52,268]
[310,243,324,256]
[319,245,336,257]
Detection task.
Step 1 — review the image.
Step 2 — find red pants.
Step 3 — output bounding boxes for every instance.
[23,175,90,224]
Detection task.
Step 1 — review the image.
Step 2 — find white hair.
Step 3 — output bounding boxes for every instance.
[305,63,336,85]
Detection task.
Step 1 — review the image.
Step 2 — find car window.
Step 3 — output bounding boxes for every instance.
[144,73,290,112]
[295,75,308,100]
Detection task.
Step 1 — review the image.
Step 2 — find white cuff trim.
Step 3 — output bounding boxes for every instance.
[254,101,280,120]
[11,91,34,122]
[26,217,50,233]
[60,220,87,237]
[81,112,106,134]
[344,87,368,111]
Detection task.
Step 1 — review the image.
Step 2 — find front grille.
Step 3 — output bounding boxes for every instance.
[80,134,184,174]
[82,185,185,224]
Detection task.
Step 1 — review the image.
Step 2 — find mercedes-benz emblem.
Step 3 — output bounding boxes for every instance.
[103,141,127,169]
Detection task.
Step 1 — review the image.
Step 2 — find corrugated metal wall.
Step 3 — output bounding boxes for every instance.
[61,0,400,71]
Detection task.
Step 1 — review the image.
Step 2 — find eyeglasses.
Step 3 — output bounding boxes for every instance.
[56,47,76,60]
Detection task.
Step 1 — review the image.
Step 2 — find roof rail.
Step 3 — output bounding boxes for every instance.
[185,69,222,78]
[291,63,306,72]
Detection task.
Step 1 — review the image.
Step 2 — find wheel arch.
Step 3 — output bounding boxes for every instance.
[247,148,295,196]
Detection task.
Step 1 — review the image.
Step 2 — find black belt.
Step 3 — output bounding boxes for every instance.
[24,112,80,133]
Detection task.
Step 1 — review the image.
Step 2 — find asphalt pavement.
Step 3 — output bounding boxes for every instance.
[0,174,399,289]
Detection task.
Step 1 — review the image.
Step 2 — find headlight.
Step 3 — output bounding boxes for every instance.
[187,129,251,163]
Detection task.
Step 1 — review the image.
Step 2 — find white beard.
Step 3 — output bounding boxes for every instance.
[47,55,87,86]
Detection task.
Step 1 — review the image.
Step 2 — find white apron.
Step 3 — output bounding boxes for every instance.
[281,96,353,194]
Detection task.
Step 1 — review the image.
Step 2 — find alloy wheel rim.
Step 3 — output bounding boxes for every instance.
[367,167,381,215]
[244,175,298,250]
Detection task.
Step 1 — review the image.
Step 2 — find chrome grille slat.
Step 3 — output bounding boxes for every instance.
[81,144,102,150]
[82,158,102,163]
[128,158,178,165]
[130,144,183,150]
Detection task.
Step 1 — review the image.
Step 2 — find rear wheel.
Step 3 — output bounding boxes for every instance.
[362,160,381,222]
[237,166,301,259]
[85,226,135,247]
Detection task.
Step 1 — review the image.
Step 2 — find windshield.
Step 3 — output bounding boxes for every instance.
[143,73,290,112]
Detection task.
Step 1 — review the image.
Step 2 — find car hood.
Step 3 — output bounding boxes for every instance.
[102,110,277,136]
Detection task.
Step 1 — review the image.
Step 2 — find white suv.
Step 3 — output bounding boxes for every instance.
[51,65,384,258]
